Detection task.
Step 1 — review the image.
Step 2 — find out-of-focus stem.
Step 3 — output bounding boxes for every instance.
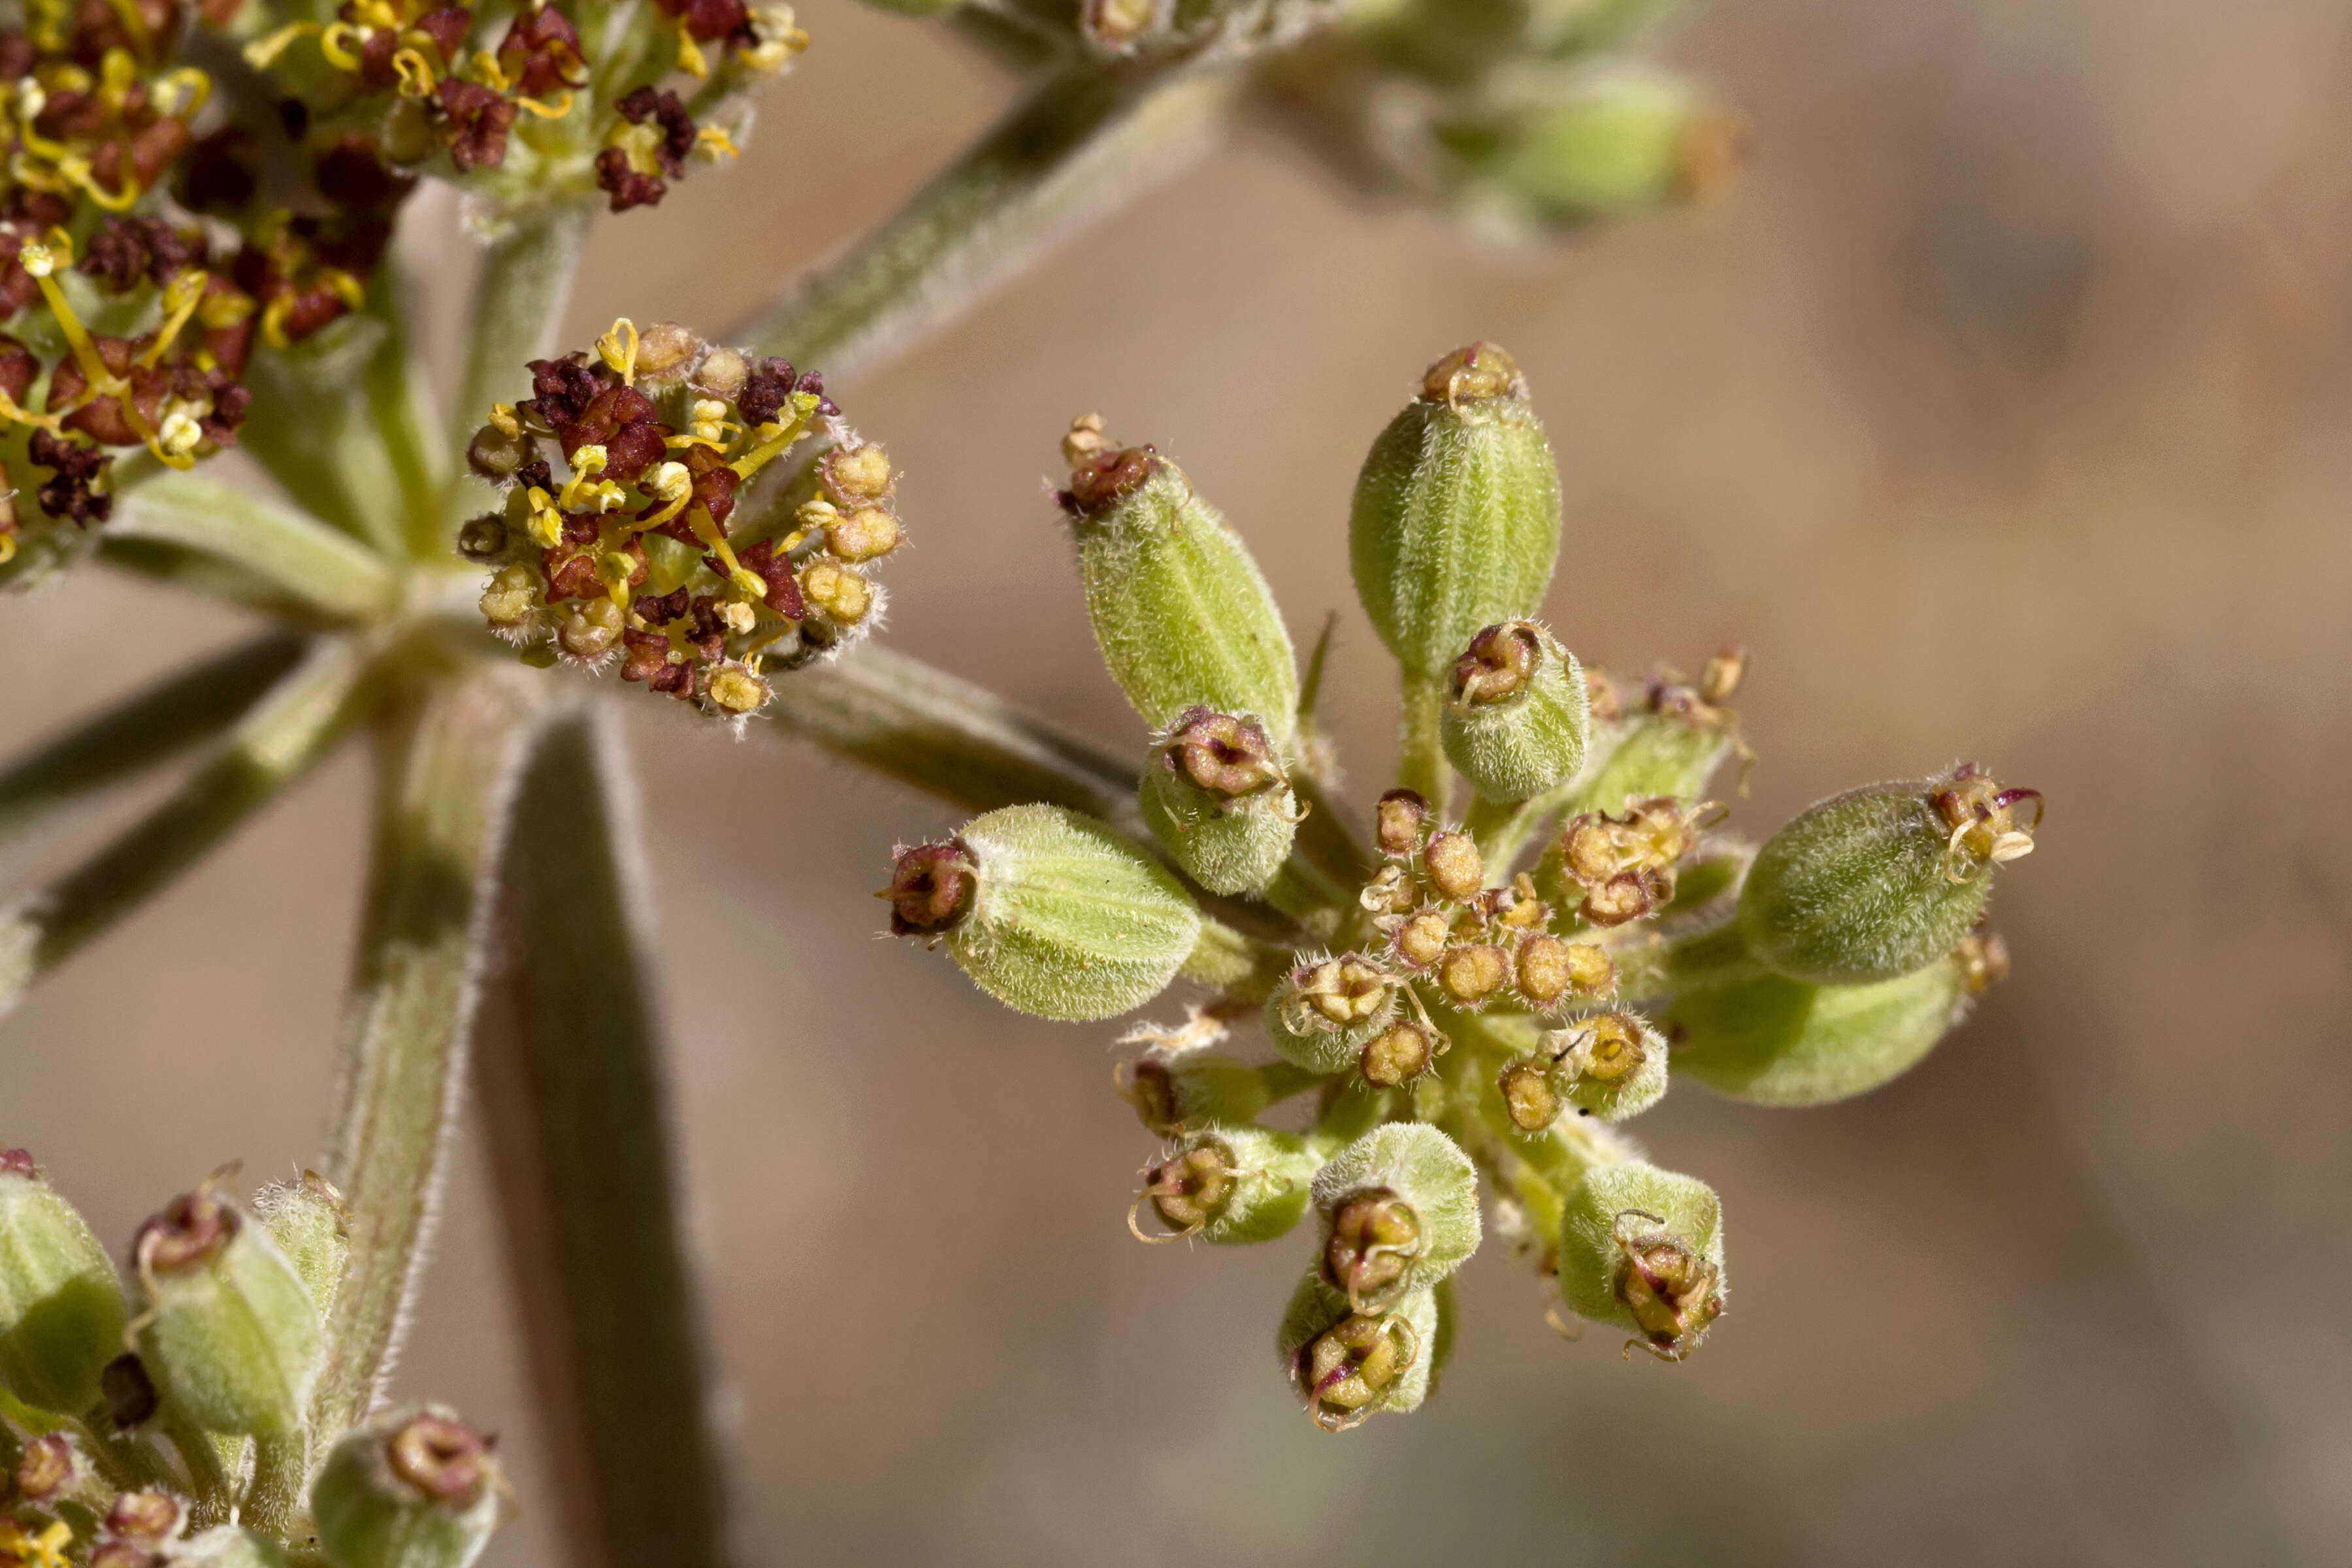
[1396,674,1448,811]
[734,62,1240,382]
[107,475,398,623]
[440,202,596,542]
[0,640,369,1018]
[310,672,538,1444]
[473,711,734,1568]
[0,631,307,849]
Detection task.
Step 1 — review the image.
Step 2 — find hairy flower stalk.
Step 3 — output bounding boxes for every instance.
[883,342,2042,1429]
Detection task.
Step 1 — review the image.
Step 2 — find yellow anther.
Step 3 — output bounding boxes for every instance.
[155,66,211,117]
[717,598,757,634]
[319,22,366,71]
[728,404,816,482]
[727,566,768,600]
[464,47,510,90]
[558,445,610,510]
[391,47,438,97]
[150,406,204,468]
[694,125,741,161]
[673,18,710,79]
[596,319,640,384]
[0,534,16,564]
[487,402,522,438]
[525,486,564,548]
[513,91,575,119]
[687,399,733,444]
[243,21,319,68]
[632,461,693,530]
[741,4,809,72]
[16,240,57,279]
[323,269,366,311]
[59,155,140,212]
[97,45,141,103]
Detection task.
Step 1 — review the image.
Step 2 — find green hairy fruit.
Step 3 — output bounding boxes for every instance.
[1350,343,1563,684]
[885,805,1203,1021]
[1310,1124,1481,1310]
[132,1181,324,1437]
[1139,708,1301,894]
[1739,764,2041,985]
[1451,65,1746,231]
[1265,954,1405,1075]
[1135,1125,1323,1245]
[252,1170,351,1323]
[311,1409,503,1568]
[1278,1275,1442,1433]
[1556,1161,1724,1360]
[1667,934,2004,1106]
[1542,1010,1670,1122]
[0,1150,128,1416]
[1441,621,1592,801]
[1060,431,1299,747]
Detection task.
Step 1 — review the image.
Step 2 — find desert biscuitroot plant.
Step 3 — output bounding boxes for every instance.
[0,0,1951,1557]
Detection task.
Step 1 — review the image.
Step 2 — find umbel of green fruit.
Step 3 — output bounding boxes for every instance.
[884,805,1203,1022]
[311,1409,503,1568]
[1441,621,1591,801]
[1556,1161,1724,1360]
[1139,708,1301,894]
[131,1177,323,1437]
[1350,343,1563,684]
[1739,763,2040,985]
[1058,418,1298,745]
[0,1150,127,1415]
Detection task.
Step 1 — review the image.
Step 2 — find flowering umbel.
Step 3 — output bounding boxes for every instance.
[884,342,2042,1429]
[464,318,906,720]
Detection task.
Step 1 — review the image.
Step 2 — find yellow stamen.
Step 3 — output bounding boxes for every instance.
[138,270,209,368]
[57,154,141,211]
[487,402,521,438]
[674,18,709,79]
[728,408,815,482]
[694,125,741,161]
[155,66,211,116]
[319,22,367,71]
[596,319,640,384]
[525,486,564,548]
[391,46,438,97]
[513,90,574,119]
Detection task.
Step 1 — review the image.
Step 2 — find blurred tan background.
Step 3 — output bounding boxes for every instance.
[5,0,2352,1561]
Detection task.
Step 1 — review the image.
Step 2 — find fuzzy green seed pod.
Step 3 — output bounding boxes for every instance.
[0,1150,129,1415]
[1456,66,1746,232]
[171,1529,289,1568]
[132,1181,323,1437]
[1264,955,1403,1075]
[1138,708,1300,894]
[1134,1125,1322,1245]
[1739,766,2040,985]
[1667,934,2002,1105]
[1350,344,1563,684]
[252,1171,350,1323]
[885,806,1202,1022]
[310,1409,502,1568]
[1277,1275,1441,1432]
[1310,1124,1480,1311]
[1122,1046,1309,1137]
[1540,1010,1669,1122]
[1060,434,1298,748]
[1441,621,1591,801]
[1557,1161,1724,1360]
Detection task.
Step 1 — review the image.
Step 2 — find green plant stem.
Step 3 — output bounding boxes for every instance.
[1181,915,1291,999]
[162,1411,235,1526]
[310,671,540,1445]
[767,643,1141,829]
[735,61,1240,382]
[243,1431,308,1539]
[107,476,397,623]
[472,711,732,1568]
[1396,674,1448,811]
[0,632,307,849]
[440,201,596,542]
[0,640,370,1017]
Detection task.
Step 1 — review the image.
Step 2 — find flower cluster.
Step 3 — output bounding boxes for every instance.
[886,342,2040,1429]
[246,0,804,216]
[463,318,906,720]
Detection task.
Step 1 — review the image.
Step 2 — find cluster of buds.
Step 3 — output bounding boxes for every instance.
[245,0,804,217]
[883,340,2042,1428]
[0,1155,503,1566]
[464,318,906,721]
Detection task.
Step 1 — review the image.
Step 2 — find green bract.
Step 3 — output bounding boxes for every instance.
[1441,622,1592,801]
[133,1185,324,1438]
[1350,344,1563,684]
[1739,767,2036,985]
[310,1410,502,1568]
[1556,1160,1724,1359]
[913,805,1203,1022]
[0,1154,128,1416]
[1062,448,1299,747]
[1666,950,1978,1106]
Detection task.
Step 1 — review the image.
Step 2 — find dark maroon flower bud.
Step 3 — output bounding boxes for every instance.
[883,841,979,935]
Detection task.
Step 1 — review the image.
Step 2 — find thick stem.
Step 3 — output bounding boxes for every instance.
[0,640,370,1017]
[472,711,734,1568]
[310,672,539,1445]
[733,62,1239,382]
[107,475,397,623]
[1396,674,1448,814]
[242,1431,308,1540]
[440,202,596,542]
[0,631,306,847]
